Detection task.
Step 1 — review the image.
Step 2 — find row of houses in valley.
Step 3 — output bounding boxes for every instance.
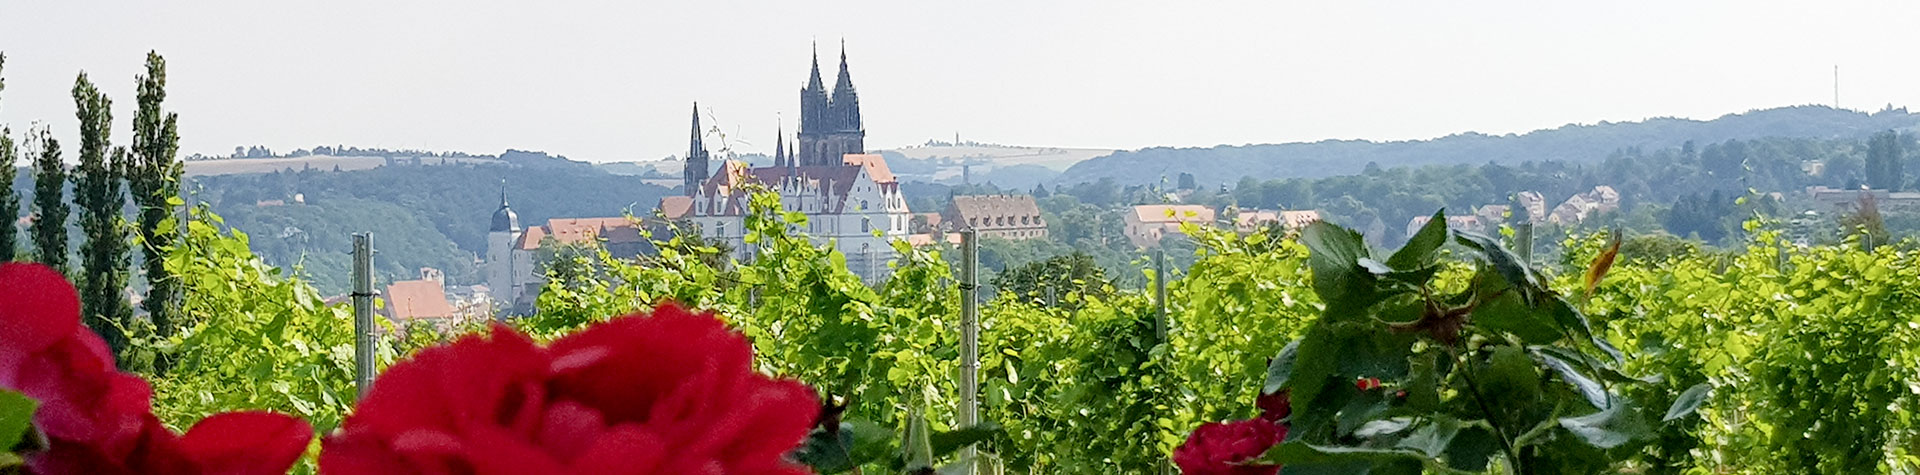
[1123,205,1323,248]
[1406,186,1622,238]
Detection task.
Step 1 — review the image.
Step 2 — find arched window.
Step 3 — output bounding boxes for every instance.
[861,200,869,210]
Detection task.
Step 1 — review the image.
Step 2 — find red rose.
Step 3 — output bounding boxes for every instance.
[321,303,819,474]
[0,263,313,474]
[1173,419,1287,475]
[1255,390,1290,423]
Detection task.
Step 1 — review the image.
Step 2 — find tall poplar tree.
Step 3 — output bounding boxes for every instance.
[29,125,68,273]
[1866,130,1905,191]
[0,52,18,262]
[129,51,184,339]
[73,73,133,356]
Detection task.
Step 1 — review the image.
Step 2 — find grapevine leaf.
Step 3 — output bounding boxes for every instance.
[1387,209,1448,270]
[1536,350,1610,409]
[1663,383,1711,422]
[1558,401,1651,449]
[1264,339,1302,395]
[0,389,36,453]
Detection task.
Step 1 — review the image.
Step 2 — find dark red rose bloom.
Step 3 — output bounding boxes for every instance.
[1255,390,1290,423]
[1173,419,1287,475]
[321,303,819,474]
[0,263,313,474]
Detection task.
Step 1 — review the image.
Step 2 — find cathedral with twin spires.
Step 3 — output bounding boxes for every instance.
[670,44,912,283]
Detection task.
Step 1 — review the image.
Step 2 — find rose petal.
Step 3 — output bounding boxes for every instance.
[0,263,82,358]
[180,411,314,475]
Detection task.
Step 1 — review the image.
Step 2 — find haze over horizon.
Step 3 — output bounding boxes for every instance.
[1,0,1916,163]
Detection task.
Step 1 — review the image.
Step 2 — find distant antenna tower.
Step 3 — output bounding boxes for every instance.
[1834,65,1840,110]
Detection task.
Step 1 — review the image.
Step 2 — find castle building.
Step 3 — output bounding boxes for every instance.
[943,195,1047,240]
[487,184,663,313]
[677,45,912,283]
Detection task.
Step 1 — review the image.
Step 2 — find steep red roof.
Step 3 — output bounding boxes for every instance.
[517,217,643,250]
[384,280,455,321]
[659,196,693,220]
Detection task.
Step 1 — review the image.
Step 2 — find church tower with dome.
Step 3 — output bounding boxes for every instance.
[484,182,522,315]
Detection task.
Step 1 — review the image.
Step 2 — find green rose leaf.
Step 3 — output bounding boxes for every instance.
[1387,209,1448,270]
[0,389,35,454]
[1663,383,1712,422]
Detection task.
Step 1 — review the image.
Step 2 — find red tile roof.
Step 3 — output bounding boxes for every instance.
[517,217,643,250]
[659,196,693,220]
[384,279,455,321]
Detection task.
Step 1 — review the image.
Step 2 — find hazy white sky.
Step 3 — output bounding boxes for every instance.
[1,1,1915,162]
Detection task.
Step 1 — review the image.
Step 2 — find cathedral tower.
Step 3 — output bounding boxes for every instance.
[684,102,710,195]
[798,43,865,166]
[485,181,522,313]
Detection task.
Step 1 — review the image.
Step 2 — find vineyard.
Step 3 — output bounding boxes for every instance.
[4,187,1908,473]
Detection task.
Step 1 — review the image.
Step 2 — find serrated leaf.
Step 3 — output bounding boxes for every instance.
[1302,221,1375,315]
[1663,383,1711,422]
[903,406,934,471]
[1558,401,1651,449]
[1454,231,1539,303]
[1536,351,1609,409]
[930,422,1001,458]
[1387,209,1448,270]
[1263,339,1302,395]
[1354,418,1414,438]
[1255,440,1426,466]
[1394,417,1462,458]
[0,389,37,453]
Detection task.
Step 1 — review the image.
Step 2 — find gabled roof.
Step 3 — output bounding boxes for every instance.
[517,217,644,250]
[659,196,693,220]
[1129,205,1215,224]
[384,280,455,321]
[947,195,1043,229]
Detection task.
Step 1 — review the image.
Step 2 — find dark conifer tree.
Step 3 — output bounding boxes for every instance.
[73,73,133,357]
[129,51,184,340]
[0,52,18,262]
[29,125,68,273]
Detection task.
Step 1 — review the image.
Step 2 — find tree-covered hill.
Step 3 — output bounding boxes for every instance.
[189,163,673,293]
[1058,105,1920,186]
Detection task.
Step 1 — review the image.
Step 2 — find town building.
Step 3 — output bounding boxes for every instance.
[1514,191,1549,223]
[677,46,913,283]
[383,268,488,329]
[486,189,665,313]
[1547,186,1622,225]
[1235,209,1322,233]
[1125,204,1216,248]
[943,195,1047,240]
[1406,214,1488,238]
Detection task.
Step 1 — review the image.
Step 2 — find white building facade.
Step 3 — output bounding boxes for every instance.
[678,46,910,283]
